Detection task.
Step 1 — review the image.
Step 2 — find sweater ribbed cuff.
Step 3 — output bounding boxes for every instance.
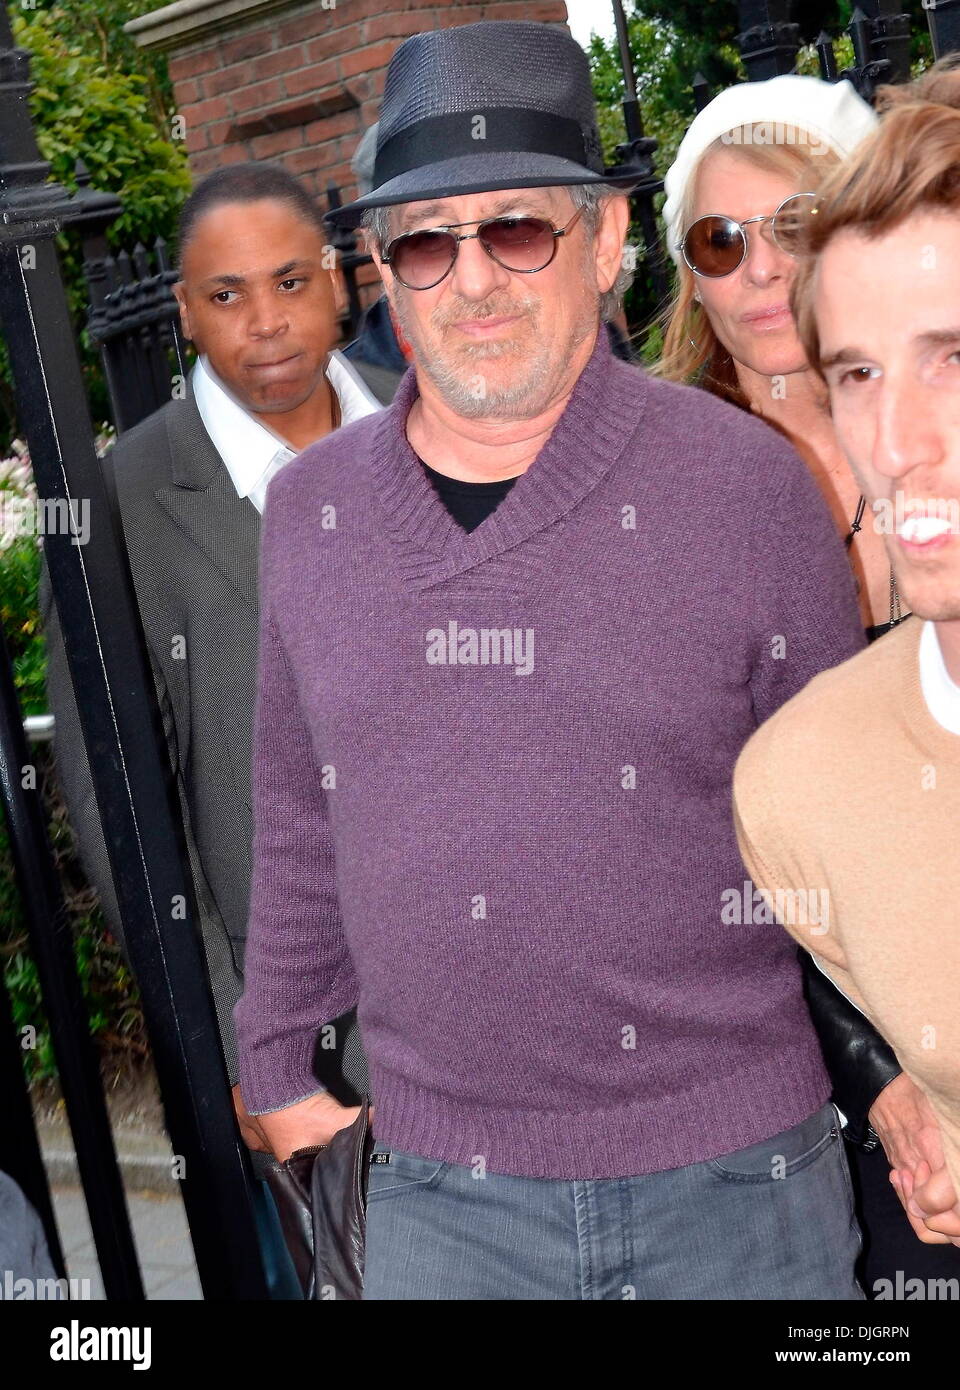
[238,1030,320,1115]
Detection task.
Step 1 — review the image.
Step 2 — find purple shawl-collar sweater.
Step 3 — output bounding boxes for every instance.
[234,326,865,1179]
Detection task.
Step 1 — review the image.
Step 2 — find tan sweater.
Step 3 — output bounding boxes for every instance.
[733,616,960,1200]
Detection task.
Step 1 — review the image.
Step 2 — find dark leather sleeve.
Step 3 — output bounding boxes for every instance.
[799,948,902,1145]
[262,1099,372,1300]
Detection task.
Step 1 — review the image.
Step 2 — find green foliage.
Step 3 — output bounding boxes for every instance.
[0,445,46,714]
[17,6,190,246]
[23,0,176,128]
[2,5,190,449]
[0,748,147,1085]
[589,19,741,185]
[0,537,45,716]
[1,926,58,1079]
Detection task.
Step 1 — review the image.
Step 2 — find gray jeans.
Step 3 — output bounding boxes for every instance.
[363,1100,865,1300]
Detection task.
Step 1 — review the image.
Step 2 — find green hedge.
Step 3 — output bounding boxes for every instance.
[2,5,190,451]
[0,446,147,1084]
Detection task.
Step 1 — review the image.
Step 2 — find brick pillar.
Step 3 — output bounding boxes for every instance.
[126,0,570,324]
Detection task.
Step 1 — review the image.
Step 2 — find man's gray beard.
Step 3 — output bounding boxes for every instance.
[418,331,555,418]
[395,292,600,420]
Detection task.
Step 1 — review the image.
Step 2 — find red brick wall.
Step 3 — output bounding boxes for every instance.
[166,0,570,323]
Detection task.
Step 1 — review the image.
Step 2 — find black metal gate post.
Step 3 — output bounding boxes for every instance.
[816,30,840,82]
[845,3,913,100]
[737,0,802,81]
[605,1,670,319]
[927,0,960,58]
[0,630,141,1297]
[61,164,189,436]
[0,4,268,1299]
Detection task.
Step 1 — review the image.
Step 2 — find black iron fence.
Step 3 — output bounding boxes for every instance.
[2,0,959,1303]
[0,2,268,1301]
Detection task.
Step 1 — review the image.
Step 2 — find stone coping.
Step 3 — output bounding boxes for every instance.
[125,0,297,52]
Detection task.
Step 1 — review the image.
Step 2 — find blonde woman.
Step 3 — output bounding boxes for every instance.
[658,74,958,1294]
[659,76,906,638]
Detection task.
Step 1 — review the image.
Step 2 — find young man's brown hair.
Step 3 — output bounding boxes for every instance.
[791,54,960,375]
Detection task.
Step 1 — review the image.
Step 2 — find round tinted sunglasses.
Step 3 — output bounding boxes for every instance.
[380,206,587,291]
[679,192,818,278]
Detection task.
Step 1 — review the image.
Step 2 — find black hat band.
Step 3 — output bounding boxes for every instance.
[372,107,603,187]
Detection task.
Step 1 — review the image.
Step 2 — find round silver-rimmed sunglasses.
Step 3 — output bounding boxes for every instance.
[678,192,818,278]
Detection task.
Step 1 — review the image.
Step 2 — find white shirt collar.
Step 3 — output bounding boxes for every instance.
[918,619,960,736]
[325,347,383,425]
[191,349,381,511]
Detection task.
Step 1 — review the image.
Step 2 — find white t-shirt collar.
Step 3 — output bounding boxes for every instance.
[919,619,960,736]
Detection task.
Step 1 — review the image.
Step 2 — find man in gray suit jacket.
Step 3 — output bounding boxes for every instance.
[43,164,397,1161]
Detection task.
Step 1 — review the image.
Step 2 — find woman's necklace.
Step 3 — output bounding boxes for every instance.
[846,494,904,630]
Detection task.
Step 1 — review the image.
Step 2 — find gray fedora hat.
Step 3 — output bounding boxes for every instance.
[325,21,639,230]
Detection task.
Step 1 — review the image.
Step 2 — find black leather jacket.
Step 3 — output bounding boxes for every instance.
[800,948,902,1147]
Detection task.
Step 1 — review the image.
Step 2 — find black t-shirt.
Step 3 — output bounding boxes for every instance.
[419,459,518,533]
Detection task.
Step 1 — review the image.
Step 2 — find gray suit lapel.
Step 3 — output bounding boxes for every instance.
[154,389,262,612]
